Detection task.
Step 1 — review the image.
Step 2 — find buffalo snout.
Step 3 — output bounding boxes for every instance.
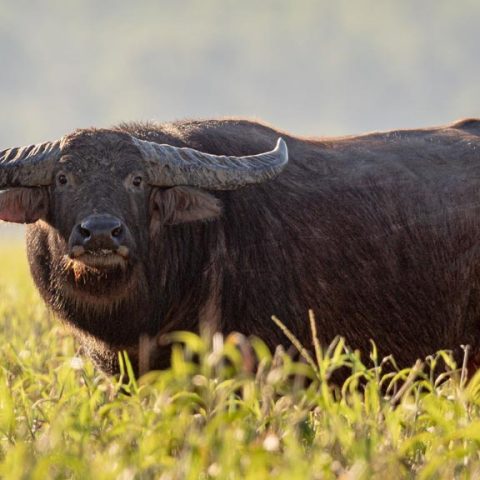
[69,214,128,257]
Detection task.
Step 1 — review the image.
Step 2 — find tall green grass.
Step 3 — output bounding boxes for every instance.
[1,241,480,479]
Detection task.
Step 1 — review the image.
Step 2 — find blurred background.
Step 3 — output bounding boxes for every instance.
[1,0,479,240]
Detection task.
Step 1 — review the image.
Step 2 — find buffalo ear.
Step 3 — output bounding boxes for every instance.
[150,186,222,227]
[0,188,49,224]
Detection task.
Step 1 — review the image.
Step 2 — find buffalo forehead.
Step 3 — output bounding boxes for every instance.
[59,156,142,178]
[59,136,144,177]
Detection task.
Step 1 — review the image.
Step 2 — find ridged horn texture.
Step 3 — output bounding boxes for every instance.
[132,137,289,190]
[0,141,61,188]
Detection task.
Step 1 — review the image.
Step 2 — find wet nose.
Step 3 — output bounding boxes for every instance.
[70,214,126,252]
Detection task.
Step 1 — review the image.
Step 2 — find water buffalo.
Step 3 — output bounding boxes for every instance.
[1,118,480,375]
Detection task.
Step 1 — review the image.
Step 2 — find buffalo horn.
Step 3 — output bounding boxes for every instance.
[132,137,289,190]
[0,141,61,188]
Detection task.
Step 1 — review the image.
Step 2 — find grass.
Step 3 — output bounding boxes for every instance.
[1,242,480,479]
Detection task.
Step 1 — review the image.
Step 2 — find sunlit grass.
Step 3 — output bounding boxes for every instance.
[1,241,480,479]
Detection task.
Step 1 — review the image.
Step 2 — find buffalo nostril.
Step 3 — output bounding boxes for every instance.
[111,226,123,238]
[78,225,91,239]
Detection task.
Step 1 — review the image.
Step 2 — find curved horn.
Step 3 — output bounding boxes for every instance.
[132,137,289,190]
[0,141,61,188]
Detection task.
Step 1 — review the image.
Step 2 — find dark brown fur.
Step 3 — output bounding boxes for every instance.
[18,117,480,375]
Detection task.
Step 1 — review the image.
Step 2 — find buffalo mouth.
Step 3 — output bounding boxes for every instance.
[63,244,132,291]
[68,245,130,269]
[60,246,139,303]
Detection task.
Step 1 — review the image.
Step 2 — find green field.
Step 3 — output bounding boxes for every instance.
[1,242,480,479]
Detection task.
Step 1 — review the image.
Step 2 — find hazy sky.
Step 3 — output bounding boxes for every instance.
[0,0,478,146]
[1,0,479,238]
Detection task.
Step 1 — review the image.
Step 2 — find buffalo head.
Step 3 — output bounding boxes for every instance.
[0,129,288,309]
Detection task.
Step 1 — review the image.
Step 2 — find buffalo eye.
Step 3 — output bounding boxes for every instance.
[57,173,68,186]
[132,176,143,187]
